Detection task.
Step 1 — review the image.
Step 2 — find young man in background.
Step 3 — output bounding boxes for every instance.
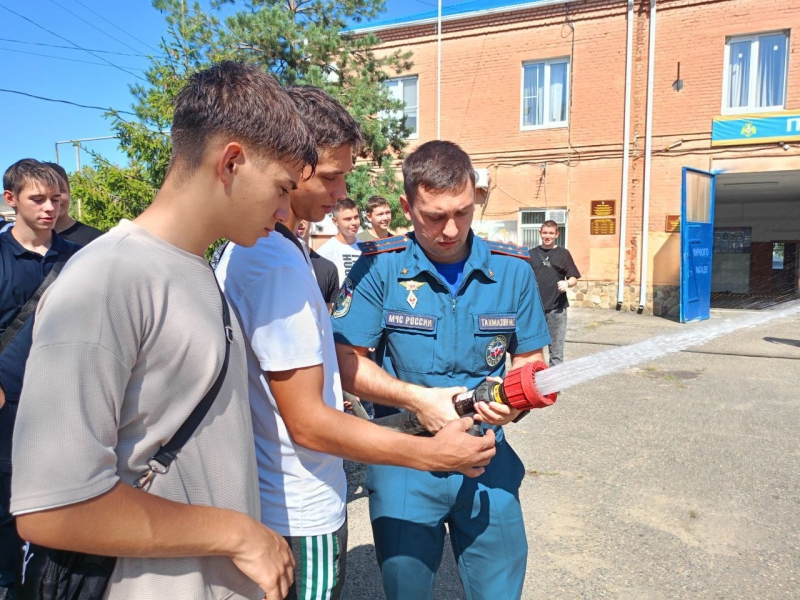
[317,197,362,285]
[528,220,580,366]
[0,159,80,598]
[46,162,103,246]
[356,195,394,242]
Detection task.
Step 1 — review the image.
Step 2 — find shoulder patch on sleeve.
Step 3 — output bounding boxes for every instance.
[357,235,407,256]
[483,238,530,260]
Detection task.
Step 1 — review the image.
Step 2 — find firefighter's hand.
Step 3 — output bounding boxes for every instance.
[430,417,496,477]
[412,386,463,433]
[473,376,520,426]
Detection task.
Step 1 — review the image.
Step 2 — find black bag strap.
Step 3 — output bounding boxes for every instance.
[134,277,233,489]
[531,245,548,267]
[0,252,69,356]
[275,222,310,265]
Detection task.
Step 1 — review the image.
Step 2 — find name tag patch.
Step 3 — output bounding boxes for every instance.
[478,315,517,331]
[385,310,436,331]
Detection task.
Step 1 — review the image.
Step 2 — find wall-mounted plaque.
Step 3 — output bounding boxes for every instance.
[590,200,616,217]
[590,218,616,235]
[665,215,681,233]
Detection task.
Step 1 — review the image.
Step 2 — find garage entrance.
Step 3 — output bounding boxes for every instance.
[712,170,800,309]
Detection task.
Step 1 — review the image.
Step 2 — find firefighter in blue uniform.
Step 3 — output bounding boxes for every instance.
[332,141,551,600]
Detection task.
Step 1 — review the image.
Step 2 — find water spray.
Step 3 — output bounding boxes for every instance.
[373,300,800,434]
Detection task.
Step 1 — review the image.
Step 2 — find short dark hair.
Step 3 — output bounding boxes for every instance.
[366,195,390,215]
[402,141,476,206]
[541,220,559,230]
[286,86,364,153]
[3,159,62,197]
[44,162,70,192]
[169,61,318,178]
[331,198,358,218]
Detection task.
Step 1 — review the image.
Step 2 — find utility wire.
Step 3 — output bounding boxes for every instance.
[0,46,146,71]
[71,0,161,54]
[0,37,151,57]
[47,0,151,57]
[0,4,146,82]
[0,88,137,116]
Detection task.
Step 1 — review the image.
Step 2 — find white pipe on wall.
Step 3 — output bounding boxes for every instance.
[617,0,635,308]
[639,0,657,309]
[437,0,442,140]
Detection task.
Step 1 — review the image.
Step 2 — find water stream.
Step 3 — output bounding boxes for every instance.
[534,300,800,397]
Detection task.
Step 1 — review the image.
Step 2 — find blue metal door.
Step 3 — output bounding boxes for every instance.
[680,168,716,323]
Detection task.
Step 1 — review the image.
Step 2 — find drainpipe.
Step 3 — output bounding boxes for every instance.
[639,0,657,310]
[437,0,442,140]
[616,0,635,309]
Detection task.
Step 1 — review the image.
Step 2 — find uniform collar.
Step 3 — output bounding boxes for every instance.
[400,230,497,282]
[3,230,69,258]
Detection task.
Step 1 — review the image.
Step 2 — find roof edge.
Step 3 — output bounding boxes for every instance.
[348,0,579,35]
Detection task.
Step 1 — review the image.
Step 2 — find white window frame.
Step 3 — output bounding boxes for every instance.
[520,58,570,131]
[721,31,789,115]
[518,209,568,249]
[384,75,419,139]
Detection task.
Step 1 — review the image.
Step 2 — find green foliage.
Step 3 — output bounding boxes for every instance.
[75,0,412,246]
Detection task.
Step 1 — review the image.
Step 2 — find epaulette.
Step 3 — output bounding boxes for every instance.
[357,235,407,256]
[483,238,530,260]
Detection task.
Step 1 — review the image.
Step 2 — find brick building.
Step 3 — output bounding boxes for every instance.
[352,0,800,317]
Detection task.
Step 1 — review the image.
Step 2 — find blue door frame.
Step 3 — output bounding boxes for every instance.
[680,168,716,323]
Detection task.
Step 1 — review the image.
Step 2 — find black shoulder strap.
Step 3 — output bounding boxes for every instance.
[274,222,309,264]
[0,252,69,355]
[531,246,547,266]
[135,276,233,488]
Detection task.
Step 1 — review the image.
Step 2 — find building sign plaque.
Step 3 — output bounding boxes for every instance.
[665,215,681,233]
[590,218,616,235]
[590,200,616,217]
[711,110,800,147]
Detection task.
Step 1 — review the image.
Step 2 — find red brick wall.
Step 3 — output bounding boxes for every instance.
[367,0,800,292]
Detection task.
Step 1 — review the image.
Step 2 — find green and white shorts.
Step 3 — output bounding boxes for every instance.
[284,519,347,600]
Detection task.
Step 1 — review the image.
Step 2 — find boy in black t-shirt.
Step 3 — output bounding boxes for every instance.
[528,220,581,366]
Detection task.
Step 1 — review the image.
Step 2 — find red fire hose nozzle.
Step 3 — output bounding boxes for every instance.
[500,360,558,410]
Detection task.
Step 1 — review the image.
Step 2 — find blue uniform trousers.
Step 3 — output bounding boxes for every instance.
[366,438,527,600]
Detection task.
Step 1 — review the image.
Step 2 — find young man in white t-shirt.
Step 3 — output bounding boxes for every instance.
[215,86,496,600]
[11,62,317,600]
[316,198,361,285]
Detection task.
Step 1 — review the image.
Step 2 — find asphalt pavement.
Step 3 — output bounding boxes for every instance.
[342,305,800,599]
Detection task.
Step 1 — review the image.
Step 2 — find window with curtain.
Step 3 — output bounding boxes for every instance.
[521,58,570,128]
[383,76,419,137]
[724,32,788,113]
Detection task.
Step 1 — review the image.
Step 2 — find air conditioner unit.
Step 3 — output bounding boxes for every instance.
[545,209,567,224]
[474,168,489,189]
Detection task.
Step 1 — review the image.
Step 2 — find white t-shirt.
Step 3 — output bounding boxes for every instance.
[12,220,260,600]
[215,233,346,537]
[316,237,361,286]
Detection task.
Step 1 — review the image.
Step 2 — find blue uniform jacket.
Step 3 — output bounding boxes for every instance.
[331,231,551,425]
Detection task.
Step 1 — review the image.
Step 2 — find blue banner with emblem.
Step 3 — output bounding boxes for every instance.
[711,110,800,147]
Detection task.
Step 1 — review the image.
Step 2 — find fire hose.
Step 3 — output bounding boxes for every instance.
[371,360,558,434]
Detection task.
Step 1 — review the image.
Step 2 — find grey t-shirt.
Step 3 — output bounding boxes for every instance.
[11,220,261,600]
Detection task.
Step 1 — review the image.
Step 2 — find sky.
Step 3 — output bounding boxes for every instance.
[0,0,455,174]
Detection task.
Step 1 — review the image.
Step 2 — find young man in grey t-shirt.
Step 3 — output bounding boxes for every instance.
[11,62,317,600]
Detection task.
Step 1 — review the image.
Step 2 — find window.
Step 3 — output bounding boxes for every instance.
[384,76,419,138]
[521,58,570,129]
[519,210,567,248]
[723,32,788,113]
